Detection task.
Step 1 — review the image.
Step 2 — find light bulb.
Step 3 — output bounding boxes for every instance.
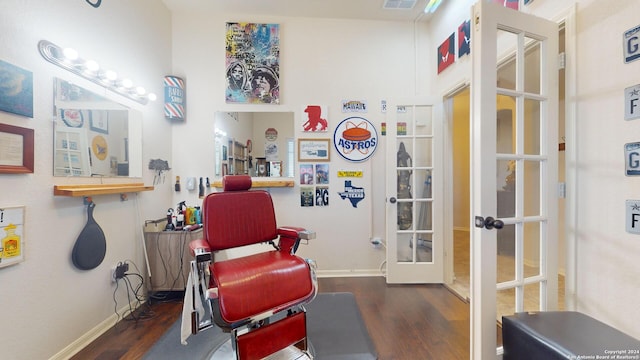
[147,93,157,101]
[63,48,79,61]
[121,78,133,89]
[104,70,117,81]
[135,86,146,95]
[84,60,100,72]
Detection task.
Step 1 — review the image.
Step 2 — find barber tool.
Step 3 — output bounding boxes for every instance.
[175,176,181,192]
[71,198,106,270]
[199,177,205,199]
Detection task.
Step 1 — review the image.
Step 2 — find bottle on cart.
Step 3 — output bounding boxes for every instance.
[175,176,181,192]
[165,208,175,231]
[176,201,186,230]
[195,206,201,225]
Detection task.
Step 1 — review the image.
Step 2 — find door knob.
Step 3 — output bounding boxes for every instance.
[389,197,397,203]
[474,216,504,230]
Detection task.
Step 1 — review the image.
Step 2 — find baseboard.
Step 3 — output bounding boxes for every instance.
[49,301,143,360]
[317,269,385,278]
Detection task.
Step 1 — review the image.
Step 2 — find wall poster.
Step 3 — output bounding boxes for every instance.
[302,105,328,132]
[0,206,25,268]
[458,20,471,58]
[437,33,455,74]
[225,22,280,104]
[0,60,33,118]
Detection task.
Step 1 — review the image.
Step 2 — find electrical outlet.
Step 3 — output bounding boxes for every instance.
[111,262,129,282]
[370,237,383,249]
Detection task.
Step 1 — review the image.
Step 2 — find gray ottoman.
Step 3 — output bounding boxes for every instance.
[502,311,640,360]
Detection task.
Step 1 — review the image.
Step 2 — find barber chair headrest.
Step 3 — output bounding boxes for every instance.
[222,175,252,192]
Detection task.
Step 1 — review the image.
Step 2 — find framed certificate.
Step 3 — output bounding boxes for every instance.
[298,138,330,162]
[0,123,34,174]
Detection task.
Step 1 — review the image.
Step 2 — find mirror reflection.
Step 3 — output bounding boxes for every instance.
[53,78,142,177]
[214,111,294,178]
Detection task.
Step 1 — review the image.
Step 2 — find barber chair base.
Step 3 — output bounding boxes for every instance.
[206,339,314,360]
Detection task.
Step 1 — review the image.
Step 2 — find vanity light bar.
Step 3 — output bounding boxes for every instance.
[38,40,156,105]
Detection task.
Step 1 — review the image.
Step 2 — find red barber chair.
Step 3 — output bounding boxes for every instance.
[184,175,317,359]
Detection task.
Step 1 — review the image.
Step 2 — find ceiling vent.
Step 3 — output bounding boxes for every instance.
[383,0,417,10]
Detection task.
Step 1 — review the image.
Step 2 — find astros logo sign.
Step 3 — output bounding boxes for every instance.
[333,116,378,162]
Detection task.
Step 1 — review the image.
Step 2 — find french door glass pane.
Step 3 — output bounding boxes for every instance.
[497,223,516,283]
[524,38,542,95]
[523,160,541,217]
[497,30,517,90]
[523,221,541,278]
[524,98,541,155]
[415,105,433,136]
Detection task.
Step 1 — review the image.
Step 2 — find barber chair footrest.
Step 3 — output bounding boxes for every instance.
[237,311,307,360]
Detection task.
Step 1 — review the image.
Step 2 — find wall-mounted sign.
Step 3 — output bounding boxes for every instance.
[624,25,640,64]
[626,200,640,234]
[302,105,328,132]
[164,76,185,121]
[458,20,471,58]
[342,100,368,113]
[625,84,640,120]
[265,127,278,141]
[437,33,455,74]
[333,117,378,162]
[337,170,363,178]
[625,142,640,176]
[0,206,25,268]
[338,180,365,208]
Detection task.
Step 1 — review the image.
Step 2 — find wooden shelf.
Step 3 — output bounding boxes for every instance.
[53,183,154,197]
[212,178,294,188]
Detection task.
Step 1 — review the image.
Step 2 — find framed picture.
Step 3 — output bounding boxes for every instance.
[298,138,330,162]
[0,123,34,174]
[0,205,25,268]
[0,60,33,118]
[89,110,109,134]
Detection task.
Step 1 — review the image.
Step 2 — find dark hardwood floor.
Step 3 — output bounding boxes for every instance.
[71,277,471,360]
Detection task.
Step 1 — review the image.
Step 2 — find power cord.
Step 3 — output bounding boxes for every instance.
[112,260,155,329]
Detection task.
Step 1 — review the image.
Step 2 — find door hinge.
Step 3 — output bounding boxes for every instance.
[558,52,566,70]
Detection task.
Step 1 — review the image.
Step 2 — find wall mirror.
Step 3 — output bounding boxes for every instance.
[53,77,142,177]
[214,111,294,178]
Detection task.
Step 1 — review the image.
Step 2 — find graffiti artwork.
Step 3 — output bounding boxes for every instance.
[225,22,280,104]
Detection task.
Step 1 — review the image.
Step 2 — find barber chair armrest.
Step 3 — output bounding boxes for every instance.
[277,227,316,254]
[189,238,212,262]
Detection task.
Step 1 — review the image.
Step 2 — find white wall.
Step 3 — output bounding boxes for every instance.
[0,1,173,359]
[433,0,640,340]
[169,12,426,275]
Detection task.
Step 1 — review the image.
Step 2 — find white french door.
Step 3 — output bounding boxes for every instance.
[470,1,559,359]
[385,98,443,284]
